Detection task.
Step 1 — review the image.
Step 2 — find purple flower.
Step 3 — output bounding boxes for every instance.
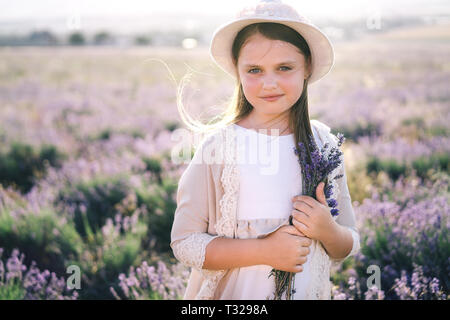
[111,260,189,300]
[0,248,78,300]
[271,131,346,300]
[293,131,345,217]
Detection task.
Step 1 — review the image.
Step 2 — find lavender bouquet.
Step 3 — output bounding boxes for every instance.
[269,131,346,300]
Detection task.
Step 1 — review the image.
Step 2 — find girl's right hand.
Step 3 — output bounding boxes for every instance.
[261,225,312,273]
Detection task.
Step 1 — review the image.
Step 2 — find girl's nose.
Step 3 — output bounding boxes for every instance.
[263,77,277,89]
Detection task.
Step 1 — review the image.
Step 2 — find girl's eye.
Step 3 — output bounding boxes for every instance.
[248,68,260,74]
[248,66,291,74]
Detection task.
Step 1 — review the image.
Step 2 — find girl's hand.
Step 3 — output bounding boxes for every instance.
[261,225,312,273]
[290,181,338,243]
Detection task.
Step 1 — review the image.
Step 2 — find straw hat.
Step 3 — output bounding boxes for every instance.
[209,0,334,84]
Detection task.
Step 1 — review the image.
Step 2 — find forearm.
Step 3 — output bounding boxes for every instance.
[320,223,353,260]
[203,237,267,270]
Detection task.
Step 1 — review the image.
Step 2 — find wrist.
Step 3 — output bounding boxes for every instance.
[258,237,273,266]
[320,220,341,247]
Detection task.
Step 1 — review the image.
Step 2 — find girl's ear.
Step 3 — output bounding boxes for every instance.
[304,56,312,80]
[305,62,312,80]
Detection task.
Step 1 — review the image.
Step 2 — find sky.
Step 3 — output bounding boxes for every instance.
[0,0,449,34]
[1,0,449,20]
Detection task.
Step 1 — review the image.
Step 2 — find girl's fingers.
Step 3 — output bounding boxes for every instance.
[292,210,309,222]
[292,196,315,209]
[297,256,307,265]
[300,246,311,256]
[301,237,312,247]
[280,225,299,236]
[292,202,311,216]
[292,211,309,227]
[292,218,308,234]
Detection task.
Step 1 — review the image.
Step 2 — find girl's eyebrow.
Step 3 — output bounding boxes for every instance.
[243,61,297,68]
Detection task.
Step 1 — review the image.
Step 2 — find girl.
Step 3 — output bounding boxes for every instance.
[170,0,360,300]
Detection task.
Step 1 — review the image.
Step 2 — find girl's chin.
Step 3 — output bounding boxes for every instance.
[252,106,291,115]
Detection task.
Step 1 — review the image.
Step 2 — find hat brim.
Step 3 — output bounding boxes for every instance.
[209,17,334,84]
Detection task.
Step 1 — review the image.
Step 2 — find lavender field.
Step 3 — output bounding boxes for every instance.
[0,24,449,300]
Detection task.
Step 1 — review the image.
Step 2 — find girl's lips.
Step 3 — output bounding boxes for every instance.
[261,94,284,102]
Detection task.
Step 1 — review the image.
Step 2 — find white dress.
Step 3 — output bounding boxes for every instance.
[216,123,320,300]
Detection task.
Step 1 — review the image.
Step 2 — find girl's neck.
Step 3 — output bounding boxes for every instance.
[237,111,293,136]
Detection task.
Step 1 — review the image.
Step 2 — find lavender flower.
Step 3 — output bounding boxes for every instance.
[0,248,78,300]
[270,131,346,300]
[331,264,447,300]
[392,264,448,300]
[110,260,189,300]
[293,132,345,216]
[364,285,385,300]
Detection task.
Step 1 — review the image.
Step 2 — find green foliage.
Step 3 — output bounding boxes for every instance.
[134,35,152,46]
[93,31,113,45]
[50,173,155,299]
[335,122,382,142]
[135,178,178,254]
[412,153,450,178]
[401,117,425,128]
[0,206,83,275]
[74,213,148,300]
[87,128,112,141]
[330,257,356,286]
[366,157,406,181]
[0,279,26,300]
[56,175,131,237]
[426,126,449,137]
[164,121,179,132]
[97,129,112,141]
[0,142,66,194]
[366,152,449,182]
[129,129,145,139]
[68,32,85,46]
[142,156,163,183]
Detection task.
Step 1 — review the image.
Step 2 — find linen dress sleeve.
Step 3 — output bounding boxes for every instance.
[329,134,361,266]
[170,135,222,274]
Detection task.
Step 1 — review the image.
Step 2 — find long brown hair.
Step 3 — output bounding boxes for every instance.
[177,22,316,162]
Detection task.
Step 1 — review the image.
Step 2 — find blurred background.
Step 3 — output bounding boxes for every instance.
[0,0,449,300]
[1,0,449,46]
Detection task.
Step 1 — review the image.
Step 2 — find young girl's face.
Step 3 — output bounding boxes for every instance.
[237,32,309,118]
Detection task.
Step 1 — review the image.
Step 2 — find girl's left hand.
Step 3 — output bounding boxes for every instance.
[290,181,337,242]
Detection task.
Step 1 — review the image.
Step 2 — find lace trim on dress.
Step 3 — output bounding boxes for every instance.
[306,240,332,299]
[196,126,240,300]
[216,127,239,237]
[172,233,222,271]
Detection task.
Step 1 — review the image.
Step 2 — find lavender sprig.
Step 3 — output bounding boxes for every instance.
[0,248,78,300]
[293,132,345,216]
[270,132,346,300]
